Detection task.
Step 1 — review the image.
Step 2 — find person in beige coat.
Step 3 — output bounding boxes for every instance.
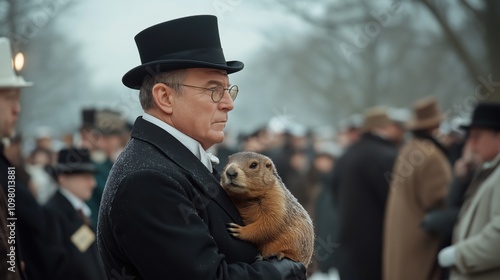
[438,103,500,280]
[384,97,452,280]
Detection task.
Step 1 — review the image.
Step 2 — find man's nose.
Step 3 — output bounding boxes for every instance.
[218,91,234,111]
[13,101,21,115]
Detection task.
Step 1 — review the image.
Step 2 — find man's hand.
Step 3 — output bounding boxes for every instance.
[266,257,306,280]
[438,246,456,268]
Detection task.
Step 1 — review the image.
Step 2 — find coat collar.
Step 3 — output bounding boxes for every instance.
[130,117,242,223]
[362,132,397,147]
[457,162,500,239]
[53,190,82,219]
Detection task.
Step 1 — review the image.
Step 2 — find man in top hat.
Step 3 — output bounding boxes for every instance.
[98,15,306,280]
[384,97,452,280]
[43,147,107,280]
[0,37,50,280]
[437,103,500,280]
[331,106,399,280]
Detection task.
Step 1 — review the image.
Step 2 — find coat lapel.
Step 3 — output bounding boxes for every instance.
[130,117,242,223]
[457,164,500,240]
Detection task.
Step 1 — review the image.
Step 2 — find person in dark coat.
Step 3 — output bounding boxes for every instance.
[331,107,400,280]
[0,37,50,280]
[44,148,107,280]
[97,15,306,280]
[86,109,129,229]
[311,148,340,275]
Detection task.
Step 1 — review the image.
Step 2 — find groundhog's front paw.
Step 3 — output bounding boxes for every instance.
[226,223,243,238]
[263,252,286,261]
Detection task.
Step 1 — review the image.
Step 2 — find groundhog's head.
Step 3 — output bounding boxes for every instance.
[221,152,279,199]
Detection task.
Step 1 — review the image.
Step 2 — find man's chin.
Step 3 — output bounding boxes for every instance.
[1,129,17,140]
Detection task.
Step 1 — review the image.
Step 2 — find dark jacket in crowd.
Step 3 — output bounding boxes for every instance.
[331,133,398,280]
[0,184,22,280]
[0,142,48,280]
[44,190,107,280]
[87,158,113,229]
[313,172,337,273]
[98,117,301,280]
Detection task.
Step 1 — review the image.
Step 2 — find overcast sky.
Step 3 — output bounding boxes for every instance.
[19,0,314,137]
[65,0,306,88]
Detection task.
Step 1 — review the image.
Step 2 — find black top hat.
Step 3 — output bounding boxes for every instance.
[461,103,500,131]
[53,148,96,175]
[122,15,244,89]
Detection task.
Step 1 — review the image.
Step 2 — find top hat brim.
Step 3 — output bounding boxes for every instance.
[460,121,500,131]
[52,163,96,175]
[122,59,244,89]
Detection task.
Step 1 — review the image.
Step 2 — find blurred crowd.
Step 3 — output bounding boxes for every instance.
[2,34,500,280]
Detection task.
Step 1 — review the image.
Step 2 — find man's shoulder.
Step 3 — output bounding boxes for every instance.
[114,137,176,170]
[44,191,72,220]
[106,139,188,192]
[484,164,500,188]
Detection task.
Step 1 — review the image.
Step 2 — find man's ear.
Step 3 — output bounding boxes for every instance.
[152,83,175,114]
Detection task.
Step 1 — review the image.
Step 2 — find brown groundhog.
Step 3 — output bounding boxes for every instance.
[221,151,315,266]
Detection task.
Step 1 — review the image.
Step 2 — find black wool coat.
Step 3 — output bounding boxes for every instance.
[331,133,398,280]
[44,191,107,280]
[98,117,283,280]
[0,143,47,280]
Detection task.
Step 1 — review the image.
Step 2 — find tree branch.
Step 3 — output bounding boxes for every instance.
[278,0,370,33]
[420,0,484,83]
[459,0,484,21]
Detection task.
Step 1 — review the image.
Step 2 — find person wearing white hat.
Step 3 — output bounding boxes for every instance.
[0,37,32,139]
[0,36,32,280]
[0,37,52,280]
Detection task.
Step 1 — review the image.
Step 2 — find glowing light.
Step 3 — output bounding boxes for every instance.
[14,52,25,72]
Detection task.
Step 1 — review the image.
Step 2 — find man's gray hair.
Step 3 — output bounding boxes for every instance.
[139,69,187,110]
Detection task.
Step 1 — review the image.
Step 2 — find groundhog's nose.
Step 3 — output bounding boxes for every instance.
[225,167,238,179]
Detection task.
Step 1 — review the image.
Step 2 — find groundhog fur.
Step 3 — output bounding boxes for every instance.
[221,151,314,266]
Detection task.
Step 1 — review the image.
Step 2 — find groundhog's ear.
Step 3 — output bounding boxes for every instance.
[265,160,273,171]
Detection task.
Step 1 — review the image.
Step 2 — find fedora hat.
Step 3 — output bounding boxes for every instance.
[362,106,392,131]
[52,147,95,175]
[407,97,442,131]
[122,15,244,89]
[460,103,500,131]
[0,37,32,89]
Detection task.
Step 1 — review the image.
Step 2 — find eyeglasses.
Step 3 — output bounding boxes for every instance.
[180,84,239,102]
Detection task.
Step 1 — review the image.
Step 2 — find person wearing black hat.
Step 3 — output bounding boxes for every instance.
[437,103,500,280]
[97,15,306,280]
[44,147,107,280]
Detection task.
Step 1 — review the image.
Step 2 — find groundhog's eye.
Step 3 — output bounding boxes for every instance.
[249,162,258,169]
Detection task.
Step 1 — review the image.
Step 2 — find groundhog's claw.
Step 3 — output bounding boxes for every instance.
[260,252,287,261]
[226,223,242,238]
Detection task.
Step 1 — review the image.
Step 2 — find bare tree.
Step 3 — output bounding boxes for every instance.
[275,0,498,103]
[418,0,500,102]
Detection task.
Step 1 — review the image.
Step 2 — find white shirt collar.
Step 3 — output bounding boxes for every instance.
[59,188,92,217]
[482,152,500,170]
[142,112,218,171]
